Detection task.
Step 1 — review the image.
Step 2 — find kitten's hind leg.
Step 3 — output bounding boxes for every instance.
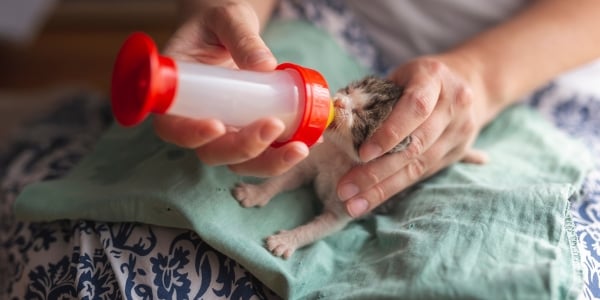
[266,210,351,259]
[232,182,275,207]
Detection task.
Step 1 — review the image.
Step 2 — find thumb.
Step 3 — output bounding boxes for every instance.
[210,7,277,71]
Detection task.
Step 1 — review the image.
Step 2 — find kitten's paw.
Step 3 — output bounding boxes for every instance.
[266,230,299,259]
[231,183,271,207]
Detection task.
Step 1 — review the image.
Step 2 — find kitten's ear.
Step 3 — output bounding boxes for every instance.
[388,135,412,154]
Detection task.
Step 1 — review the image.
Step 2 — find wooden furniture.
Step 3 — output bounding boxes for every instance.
[0,0,178,92]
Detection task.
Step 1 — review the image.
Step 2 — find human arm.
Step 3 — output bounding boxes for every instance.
[337,0,600,217]
[153,0,310,177]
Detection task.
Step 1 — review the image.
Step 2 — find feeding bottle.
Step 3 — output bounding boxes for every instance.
[111,32,334,147]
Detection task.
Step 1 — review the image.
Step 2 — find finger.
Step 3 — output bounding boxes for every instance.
[336,154,410,202]
[208,2,277,71]
[440,115,486,165]
[345,143,453,218]
[228,141,309,177]
[338,103,451,201]
[461,149,489,164]
[359,73,441,162]
[345,125,471,218]
[153,115,226,148]
[195,118,285,165]
[163,19,233,66]
[343,163,419,218]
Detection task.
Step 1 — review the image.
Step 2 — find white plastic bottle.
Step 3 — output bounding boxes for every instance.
[111,32,334,147]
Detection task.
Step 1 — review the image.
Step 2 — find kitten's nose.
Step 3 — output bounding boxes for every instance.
[333,98,345,109]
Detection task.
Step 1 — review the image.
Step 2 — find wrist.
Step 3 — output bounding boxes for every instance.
[435,50,506,127]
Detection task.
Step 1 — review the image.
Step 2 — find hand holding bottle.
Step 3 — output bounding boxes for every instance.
[152,0,310,177]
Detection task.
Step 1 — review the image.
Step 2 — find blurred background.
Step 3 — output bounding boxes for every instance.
[0,0,178,144]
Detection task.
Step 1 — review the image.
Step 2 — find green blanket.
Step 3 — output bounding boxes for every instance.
[15,20,591,299]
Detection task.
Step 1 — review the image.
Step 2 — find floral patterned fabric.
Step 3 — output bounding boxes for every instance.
[0,94,281,300]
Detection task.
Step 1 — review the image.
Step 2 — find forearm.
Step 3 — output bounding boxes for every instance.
[444,0,600,124]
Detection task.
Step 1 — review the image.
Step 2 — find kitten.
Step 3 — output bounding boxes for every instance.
[232,76,412,259]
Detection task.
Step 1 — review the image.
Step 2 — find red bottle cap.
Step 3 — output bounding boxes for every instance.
[271,63,332,148]
[111,33,332,147]
[111,32,177,127]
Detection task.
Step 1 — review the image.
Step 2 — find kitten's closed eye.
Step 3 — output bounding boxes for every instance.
[327,76,410,160]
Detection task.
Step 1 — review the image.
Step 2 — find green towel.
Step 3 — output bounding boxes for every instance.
[15,20,591,299]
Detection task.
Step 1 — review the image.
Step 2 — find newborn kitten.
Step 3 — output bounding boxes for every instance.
[232,76,411,259]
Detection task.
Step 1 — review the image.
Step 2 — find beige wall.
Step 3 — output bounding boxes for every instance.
[0,0,178,143]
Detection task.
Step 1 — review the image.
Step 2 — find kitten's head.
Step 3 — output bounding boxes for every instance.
[325,76,405,161]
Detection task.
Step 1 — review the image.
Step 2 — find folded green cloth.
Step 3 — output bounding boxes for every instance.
[15,20,591,299]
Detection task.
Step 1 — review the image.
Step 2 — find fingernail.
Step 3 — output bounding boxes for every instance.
[339,183,359,200]
[347,198,369,217]
[260,123,283,142]
[361,143,383,162]
[283,146,308,164]
[246,49,272,66]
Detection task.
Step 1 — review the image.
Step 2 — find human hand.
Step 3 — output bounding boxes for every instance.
[153,0,310,177]
[337,55,490,217]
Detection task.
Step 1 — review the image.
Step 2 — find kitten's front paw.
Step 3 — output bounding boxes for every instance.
[266,230,299,259]
[232,183,271,207]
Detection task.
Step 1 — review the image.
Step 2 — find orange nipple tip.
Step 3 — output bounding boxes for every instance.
[326,100,335,127]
